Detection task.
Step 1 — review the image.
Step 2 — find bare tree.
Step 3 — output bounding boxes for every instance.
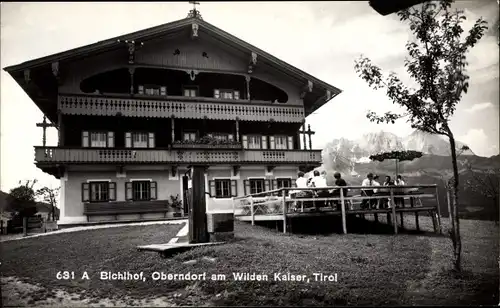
[354,0,488,271]
[36,186,60,221]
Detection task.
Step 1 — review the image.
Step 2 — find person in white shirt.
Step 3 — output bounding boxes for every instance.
[308,170,329,210]
[290,171,312,211]
[361,173,380,209]
[394,175,406,208]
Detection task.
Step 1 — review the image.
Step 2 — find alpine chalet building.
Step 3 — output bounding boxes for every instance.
[4,8,342,225]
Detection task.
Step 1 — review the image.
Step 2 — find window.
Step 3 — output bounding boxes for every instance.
[125,132,155,148]
[82,131,114,148]
[242,135,266,149]
[269,135,294,150]
[209,179,237,198]
[213,89,240,100]
[183,132,197,141]
[276,178,292,189]
[126,181,157,201]
[138,85,166,96]
[81,182,116,202]
[250,179,265,194]
[183,86,198,97]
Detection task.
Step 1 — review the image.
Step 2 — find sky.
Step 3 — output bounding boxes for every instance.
[1,1,499,192]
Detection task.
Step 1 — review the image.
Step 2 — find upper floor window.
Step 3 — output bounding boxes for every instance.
[82,131,114,148]
[183,86,198,97]
[269,136,294,150]
[183,131,197,141]
[242,135,267,149]
[138,84,167,96]
[125,132,155,148]
[214,89,240,100]
[82,181,116,203]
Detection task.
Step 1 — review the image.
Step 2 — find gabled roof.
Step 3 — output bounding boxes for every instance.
[4,14,341,99]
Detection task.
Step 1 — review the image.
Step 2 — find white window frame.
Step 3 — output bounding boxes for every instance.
[212,177,233,200]
[82,131,114,148]
[247,177,267,195]
[125,132,155,148]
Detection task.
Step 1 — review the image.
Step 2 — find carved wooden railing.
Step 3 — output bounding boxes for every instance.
[58,94,305,123]
[34,147,322,164]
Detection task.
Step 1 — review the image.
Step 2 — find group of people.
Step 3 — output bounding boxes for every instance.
[360,173,406,209]
[292,170,349,211]
[290,170,407,211]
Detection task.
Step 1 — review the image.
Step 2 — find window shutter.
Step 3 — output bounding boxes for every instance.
[125,182,133,201]
[287,136,293,150]
[230,180,237,197]
[160,86,167,96]
[107,132,114,148]
[242,135,248,149]
[228,134,234,141]
[262,136,268,149]
[208,180,216,197]
[125,132,132,148]
[264,179,270,192]
[148,133,155,148]
[234,91,240,100]
[243,180,250,195]
[214,89,220,98]
[271,179,278,190]
[291,179,297,188]
[269,136,275,149]
[109,182,116,201]
[138,85,144,94]
[150,181,157,200]
[81,183,90,202]
[82,131,89,147]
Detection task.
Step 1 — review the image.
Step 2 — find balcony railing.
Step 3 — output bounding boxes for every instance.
[58,94,305,123]
[35,147,322,165]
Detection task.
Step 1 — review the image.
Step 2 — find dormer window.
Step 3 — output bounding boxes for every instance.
[138,85,166,96]
[183,86,198,97]
[214,89,240,100]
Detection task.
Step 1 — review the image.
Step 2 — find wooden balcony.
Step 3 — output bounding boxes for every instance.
[58,94,305,123]
[34,147,322,165]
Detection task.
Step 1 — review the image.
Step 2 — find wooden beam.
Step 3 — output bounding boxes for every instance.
[267,166,276,173]
[188,166,209,243]
[24,69,30,84]
[232,165,240,176]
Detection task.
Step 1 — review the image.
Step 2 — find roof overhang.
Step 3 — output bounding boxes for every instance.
[369,0,430,16]
[4,15,342,118]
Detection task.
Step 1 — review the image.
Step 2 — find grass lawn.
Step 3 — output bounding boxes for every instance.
[0,217,497,306]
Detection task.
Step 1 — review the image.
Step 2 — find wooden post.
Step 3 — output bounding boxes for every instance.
[430,210,438,233]
[435,186,442,234]
[374,213,379,223]
[390,187,398,234]
[0,220,3,235]
[302,122,307,150]
[250,196,255,226]
[171,117,175,143]
[307,125,313,150]
[411,197,420,231]
[235,118,240,142]
[400,211,404,229]
[282,190,287,234]
[340,187,347,234]
[57,111,64,146]
[245,75,251,100]
[23,217,28,237]
[129,67,135,95]
[188,166,208,243]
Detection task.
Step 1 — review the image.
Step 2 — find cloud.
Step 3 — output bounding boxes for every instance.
[464,102,494,113]
[459,128,499,156]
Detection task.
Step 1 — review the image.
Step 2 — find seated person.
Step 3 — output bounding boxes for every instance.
[379,176,394,209]
[394,175,406,208]
[309,170,329,210]
[361,173,380,209]
[290,171,312,210]
[330,172,348,210]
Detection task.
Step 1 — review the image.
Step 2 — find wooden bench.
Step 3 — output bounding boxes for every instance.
[83,200,170,222]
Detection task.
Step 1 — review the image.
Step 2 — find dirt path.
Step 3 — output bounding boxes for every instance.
[1,276,179,307]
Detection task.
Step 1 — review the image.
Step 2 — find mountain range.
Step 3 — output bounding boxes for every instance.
[322,130,473,169]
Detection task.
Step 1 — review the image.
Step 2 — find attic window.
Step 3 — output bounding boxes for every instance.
[214,89,240,100]
[138,85,166,96]
[173,49,180,55]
